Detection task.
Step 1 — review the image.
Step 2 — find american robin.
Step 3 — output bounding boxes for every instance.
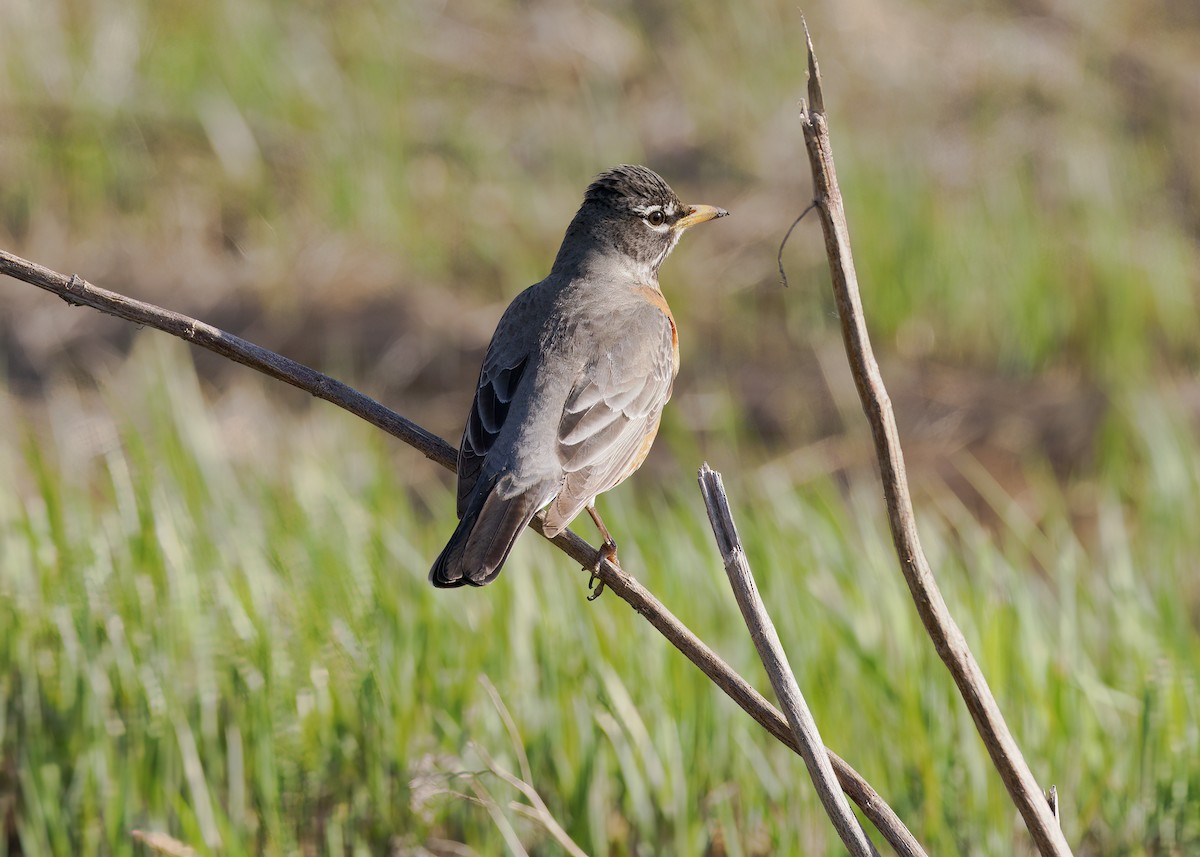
[429,164,727,592]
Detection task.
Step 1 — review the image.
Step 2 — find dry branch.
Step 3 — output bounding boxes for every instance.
[699,464,881,857]
[0,247,921,854]
[796,22,1073,857]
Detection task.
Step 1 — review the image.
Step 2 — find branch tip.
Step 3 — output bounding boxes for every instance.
[1047,785,1060,825]
[802,15,824,114]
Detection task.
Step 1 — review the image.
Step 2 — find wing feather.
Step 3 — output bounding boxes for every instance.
[542,313,676,535]
[457,353,528,515]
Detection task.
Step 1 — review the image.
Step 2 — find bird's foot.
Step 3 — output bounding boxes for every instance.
[586,539,618,601]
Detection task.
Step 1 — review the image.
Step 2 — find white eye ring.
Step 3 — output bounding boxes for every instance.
[646,210,666,227]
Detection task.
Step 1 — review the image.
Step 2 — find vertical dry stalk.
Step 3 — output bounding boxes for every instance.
[699,464,880,857]
[796,21,1073,857]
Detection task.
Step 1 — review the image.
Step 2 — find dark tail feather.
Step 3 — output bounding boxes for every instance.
[429,489,541,588]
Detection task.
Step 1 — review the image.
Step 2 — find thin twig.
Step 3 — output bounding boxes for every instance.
[777,200,817,288]
[796,18,1073,857]
[0,247,921,855]
[699,464,881,857]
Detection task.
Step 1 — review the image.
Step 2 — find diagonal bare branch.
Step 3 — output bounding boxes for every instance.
[1,246,922,853]
[700,463,882,857]
[796,20,1073,857]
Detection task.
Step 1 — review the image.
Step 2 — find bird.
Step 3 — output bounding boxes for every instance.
[429,164,728,594]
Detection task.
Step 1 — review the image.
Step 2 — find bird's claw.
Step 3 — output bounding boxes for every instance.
[587,574,606,601]
[585,540,618,601]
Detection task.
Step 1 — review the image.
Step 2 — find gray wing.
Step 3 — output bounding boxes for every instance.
[541,312,676,536]
[456,290,540,516]
[457,354,528,516]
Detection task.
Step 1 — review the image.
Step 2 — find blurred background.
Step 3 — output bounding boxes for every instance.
[2,1,1198,854]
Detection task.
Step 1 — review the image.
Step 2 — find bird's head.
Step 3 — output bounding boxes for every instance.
[556,164,728,276]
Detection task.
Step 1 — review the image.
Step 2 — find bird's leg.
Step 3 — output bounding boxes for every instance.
[584,503,618,600]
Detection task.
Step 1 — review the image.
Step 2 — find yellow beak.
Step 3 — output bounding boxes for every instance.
[673,204,730,232]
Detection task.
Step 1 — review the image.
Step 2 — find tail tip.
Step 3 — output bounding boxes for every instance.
[429,551,468,588]
[429,549,495,589]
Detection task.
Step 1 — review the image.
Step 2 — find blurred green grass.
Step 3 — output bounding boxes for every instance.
[3,0,1200,854]
[1,341,1197,854]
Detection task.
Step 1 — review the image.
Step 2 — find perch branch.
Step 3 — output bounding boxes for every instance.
[796,21,1072,857]
[700,464,880,857]
[1,247,922,855]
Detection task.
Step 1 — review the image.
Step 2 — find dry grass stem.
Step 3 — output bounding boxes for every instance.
[470,742,589,857]
[130,830,197,857]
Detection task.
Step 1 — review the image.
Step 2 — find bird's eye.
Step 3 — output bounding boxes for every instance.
[647,210,666,226]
